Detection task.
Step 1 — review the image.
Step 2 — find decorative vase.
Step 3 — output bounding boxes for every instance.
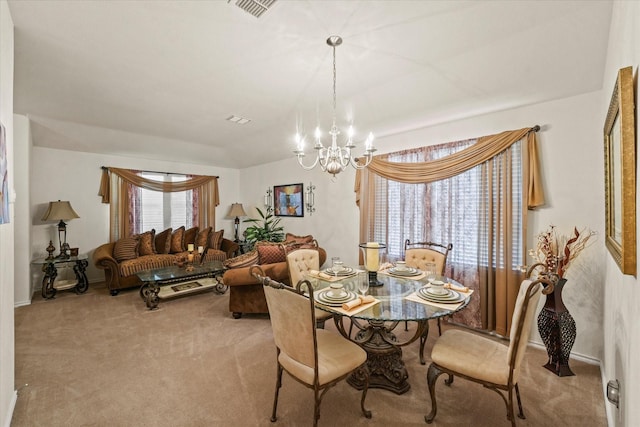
[537,278,576,376]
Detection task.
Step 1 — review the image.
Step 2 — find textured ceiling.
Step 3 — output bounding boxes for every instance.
[8,0,613,168]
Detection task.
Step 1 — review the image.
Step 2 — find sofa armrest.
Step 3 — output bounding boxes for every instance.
[221,238,240,258]
[93,242,117,270]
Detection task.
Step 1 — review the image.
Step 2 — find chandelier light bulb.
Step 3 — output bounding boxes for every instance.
[293,35,376,176]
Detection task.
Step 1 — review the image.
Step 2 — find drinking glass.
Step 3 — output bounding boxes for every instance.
[357,272,369,297]
[331,257,341,275]
[425,262,437,282]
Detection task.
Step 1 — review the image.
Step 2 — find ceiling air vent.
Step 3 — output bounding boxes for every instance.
[233,0,277,18]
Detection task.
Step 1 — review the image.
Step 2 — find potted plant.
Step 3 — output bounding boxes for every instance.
[243,208,285,247]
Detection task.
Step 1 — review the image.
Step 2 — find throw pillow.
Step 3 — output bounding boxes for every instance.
[137,229,156,256]
[223,250,259,269]
[256,242,287,264]
[285,233,314,245]
[208,229,224,250]
[154,228,172,254]
[113,236,139,262]
[195,226,211,249]
[184,226,199,248]
[170,226,186,254]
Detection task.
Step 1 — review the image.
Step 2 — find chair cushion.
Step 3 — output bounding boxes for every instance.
[431,329,510,386]
[170,226,185,254]
[113,236,139,262]
[154,228,172,254]
[278,329,367,386]
[137,229,156,256]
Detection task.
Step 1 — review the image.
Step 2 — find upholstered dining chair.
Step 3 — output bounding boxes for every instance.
[404,240,453,276]
[403,239,453,364]
[250,266,371,427]
[286,248,334,328]
[424,277,552,426]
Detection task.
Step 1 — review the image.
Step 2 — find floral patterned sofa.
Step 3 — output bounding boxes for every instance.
[93,226,238,295]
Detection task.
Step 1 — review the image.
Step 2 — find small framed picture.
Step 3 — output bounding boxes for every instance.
[274,183,304,217]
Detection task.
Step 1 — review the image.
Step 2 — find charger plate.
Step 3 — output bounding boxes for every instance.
[417,287,465,303]
[387,267,422,277]
[316,289,358,306]
[324,266,355,277]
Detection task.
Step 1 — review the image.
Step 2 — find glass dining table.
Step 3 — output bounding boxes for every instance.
[304,270,471,395]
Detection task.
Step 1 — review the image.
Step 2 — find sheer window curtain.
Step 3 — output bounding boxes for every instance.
[355,127,543,335]
[98,167,219,242]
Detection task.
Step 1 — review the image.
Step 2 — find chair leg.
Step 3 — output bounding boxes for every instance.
[271,363,283,422]
[425,363,445,424]
[419,333,428,365]
[515,383,525,419]
[405,320,409,331]
[437,318,442,336]
[507,386,516,427]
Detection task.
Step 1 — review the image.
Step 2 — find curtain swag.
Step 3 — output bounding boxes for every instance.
[354,126,544,209]
[99,167,220,206]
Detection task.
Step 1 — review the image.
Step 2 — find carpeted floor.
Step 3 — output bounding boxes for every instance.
[12,283,607,426]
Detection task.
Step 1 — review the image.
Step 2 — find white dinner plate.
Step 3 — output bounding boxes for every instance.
[316,290,358,306]
[324,266,355,276]
[417,288,465,303]
[387,267,421,276]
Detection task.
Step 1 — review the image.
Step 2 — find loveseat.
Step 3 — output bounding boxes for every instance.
[222,234,326,318]
[93,226,239,295]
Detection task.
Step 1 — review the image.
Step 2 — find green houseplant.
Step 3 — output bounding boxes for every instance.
[243,208,285,247]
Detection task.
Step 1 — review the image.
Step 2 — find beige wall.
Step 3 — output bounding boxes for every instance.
[0,0,15,425]
[601,1,640,426]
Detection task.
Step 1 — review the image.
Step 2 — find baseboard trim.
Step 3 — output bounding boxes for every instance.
[3,390,17,427]
[527,340,601,365]
[14,299,31,308]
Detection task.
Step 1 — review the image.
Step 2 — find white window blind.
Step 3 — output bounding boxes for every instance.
[373,139,523,269]
[137,173,194,232]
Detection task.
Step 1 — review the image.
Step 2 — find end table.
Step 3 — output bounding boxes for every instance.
[32,255,89,299]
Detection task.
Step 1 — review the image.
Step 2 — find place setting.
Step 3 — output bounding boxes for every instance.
[381,261,427,280]
[406,278,473,310]
[315,274,380,315]
[308,257,359,282]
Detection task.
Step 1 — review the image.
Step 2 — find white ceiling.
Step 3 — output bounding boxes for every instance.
[8,0,613,169]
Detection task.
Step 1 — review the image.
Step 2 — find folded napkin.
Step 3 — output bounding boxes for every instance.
[378,262,394,271]
[341,295,376,311]
[308,269,357,282]
[444,282,469,293]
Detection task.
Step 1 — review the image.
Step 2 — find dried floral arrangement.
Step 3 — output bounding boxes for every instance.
[529,225,596,278]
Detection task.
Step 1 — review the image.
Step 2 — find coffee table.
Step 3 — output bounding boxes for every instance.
[136,260,227,309]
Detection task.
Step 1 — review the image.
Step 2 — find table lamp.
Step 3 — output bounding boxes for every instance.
[42,200,80,258]
[226,203,247,242]
[359,242,387,287]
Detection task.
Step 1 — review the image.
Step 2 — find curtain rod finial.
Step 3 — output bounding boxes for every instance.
[532,125,540,132]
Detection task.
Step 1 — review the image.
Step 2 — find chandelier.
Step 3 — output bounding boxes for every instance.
[293,35,376,176]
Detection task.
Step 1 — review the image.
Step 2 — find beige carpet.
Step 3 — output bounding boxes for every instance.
[12,283,607,426]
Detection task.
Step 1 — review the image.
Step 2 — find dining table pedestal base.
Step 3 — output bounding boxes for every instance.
[346,319,416,394]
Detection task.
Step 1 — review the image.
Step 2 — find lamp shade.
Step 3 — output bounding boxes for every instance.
[226,203,247,219]
[42,200,80,221]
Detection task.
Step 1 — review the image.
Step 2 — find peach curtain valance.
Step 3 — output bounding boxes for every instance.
[99,167,220,205]
[355,127,544,209]
[98,167,220,241]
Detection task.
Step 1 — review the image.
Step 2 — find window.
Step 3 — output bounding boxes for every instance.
[372,138,523,270]
[132,173,195,234]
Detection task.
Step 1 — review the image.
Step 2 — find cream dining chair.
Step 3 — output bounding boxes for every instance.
[403,239,453,364]
[424,276,552,426]
[285,248,334,328]
[250,266,371,427]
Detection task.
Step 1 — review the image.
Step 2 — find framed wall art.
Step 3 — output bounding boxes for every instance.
[274,183,304,217]
[604,66,636,275]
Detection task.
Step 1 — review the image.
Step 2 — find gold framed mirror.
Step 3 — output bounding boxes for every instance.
[604,66,636,275]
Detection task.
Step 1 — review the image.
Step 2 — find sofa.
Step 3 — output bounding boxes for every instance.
[93,226,239,295]
[222,234,326,318]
